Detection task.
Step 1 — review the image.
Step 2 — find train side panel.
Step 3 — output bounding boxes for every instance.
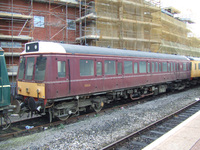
[0,50,10,107]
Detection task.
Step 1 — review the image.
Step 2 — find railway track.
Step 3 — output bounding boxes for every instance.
[0,89,172,141]
[101,100,200,150]
[0,87,197,142]
[0,97,143,141]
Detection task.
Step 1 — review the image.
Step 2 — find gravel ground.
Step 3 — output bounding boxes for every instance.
[1,87,200,150]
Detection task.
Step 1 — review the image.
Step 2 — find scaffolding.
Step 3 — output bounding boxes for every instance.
[76,0,200,56]
[77,0,161,52]
[0,0,79,81]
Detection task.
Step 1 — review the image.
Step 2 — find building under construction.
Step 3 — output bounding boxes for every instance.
[1,0,200,80]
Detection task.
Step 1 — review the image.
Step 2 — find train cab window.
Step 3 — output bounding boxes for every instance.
[57,61,66,78]
[124,61,133,74]
[155,62,158,72]
[96,62,102,76]
[134,62,138,74]
[104,60,115,75]
[152,62,155,73]
[80,60,94,76]
[183,63,187,71]
[159,63,162,72]
[35,57,47,80]
[18,57,25,79]
[117,62,122,75]
[139,61,146,73]
[25,57,35,80]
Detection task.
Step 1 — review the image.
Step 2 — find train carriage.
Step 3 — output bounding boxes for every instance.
[188,57,200,80]
[0,48,12,129]
[16,42,191,121]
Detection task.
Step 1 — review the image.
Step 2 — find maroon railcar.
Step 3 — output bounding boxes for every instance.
[16,42,191,121]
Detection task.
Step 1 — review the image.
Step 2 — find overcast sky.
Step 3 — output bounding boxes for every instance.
[161,0,200,37]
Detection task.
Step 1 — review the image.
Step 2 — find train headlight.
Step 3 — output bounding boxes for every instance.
[18,87,21,92]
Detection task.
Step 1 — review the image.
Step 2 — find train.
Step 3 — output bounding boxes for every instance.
[14,41,200,122]
[0,48,16,129]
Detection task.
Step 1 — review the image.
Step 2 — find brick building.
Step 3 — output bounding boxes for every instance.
[1,0,200,82]
[0,0,79,81]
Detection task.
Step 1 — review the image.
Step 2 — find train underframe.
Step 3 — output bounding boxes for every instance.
[16,79,193,122]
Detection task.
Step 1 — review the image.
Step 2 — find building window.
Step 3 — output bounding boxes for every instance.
[34,16,44,28]
[0,42,22,48]
[80,60,94,76]
[96,62,102,76]
[105,60,115,75]
[117,62,122,75]
[124,61,133,74]
[139,61,146,73]
[57,61,66,78]
[67,19,76,30]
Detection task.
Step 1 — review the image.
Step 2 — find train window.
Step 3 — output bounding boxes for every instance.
[80,60,94,76]
[117,62,122,75]
[159,63,162,72]
[162,62,167,72]
[174,63,176,71]
[198,63,200,70]
[35,57,47,80]
[134,62,138,74]
[57,61,66,78]
[148,63,150,73]
[124,61,133,74]
[25,57,35,80]
[104,60,115,75]
[183,63,187,71]
[155,62,158,72]
[139,61,146,73]
[96,62,102,76]
[18,57,25,79]
[168,63,170,72]
[171,63,173,71]
[152,62,155,73]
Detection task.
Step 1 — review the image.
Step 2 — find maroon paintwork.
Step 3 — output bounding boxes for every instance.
[35,53,191,100]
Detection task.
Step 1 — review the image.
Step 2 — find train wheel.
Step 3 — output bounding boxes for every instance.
[1,114,11,130]
[92,101,104,113]
[58,115,70,121]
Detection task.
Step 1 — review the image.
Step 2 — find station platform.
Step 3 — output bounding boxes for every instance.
[143,110,200,150]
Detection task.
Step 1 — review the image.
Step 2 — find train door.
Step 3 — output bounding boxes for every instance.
[147,61,151,84]
[0,58,2,104]
[117,60,123,88]
[56,57,70,97]
[176,63,180,79]
[95,59,103,92]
